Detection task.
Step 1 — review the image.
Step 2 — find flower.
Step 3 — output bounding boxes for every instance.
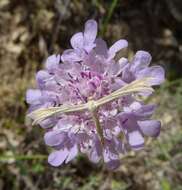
[118,102,161,150]
[26,19,165,170]
[122,51,165,86]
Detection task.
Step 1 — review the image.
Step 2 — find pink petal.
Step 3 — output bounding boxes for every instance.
[48,149,68,167]
[70,32,84,49]
[138,120,161,137]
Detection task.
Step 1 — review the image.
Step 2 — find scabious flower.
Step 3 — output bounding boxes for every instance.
[26,20,165,170]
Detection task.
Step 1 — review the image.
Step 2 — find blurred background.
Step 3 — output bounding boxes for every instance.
[0,0,182,189]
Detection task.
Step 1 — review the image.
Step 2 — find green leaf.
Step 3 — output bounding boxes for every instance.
[161,179,171,190]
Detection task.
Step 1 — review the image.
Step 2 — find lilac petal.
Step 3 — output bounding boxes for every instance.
[130,102,142,110]
[41,90,58,103]
[107,62,120,76]
[45,54,60,72]
[43,80,60,92]
[36,70,51,81]
[61,49,82,62]
[89,148,101,163]
[39,118,56,129]
[124,101,142,113]
[113,137,123,153]
[84,44,96,53]
[136,66,165,86]
[57,116,76,128]
[107,58,128,77]
[122,65,136,83]
[89,135,102,163]
[118,57,128,70]
[108,39,128,59]
[65,144,78,163]
[131,51,152,72]
[119,57,128,64]
[118,95,134,107]
[48,149,68,167]
[77,133,90,144]
[84,19,97,45]
[27,104,42,114]
[70,32,84,49]
[138,120,161,137]
[26,89,41,104]
[44,130,66,146]
[95,38,108,57]
[36,70,51,88]
[103,148,118,161]
[128,130,144,150]
[134,104,156,118]
[118,112,137,132]
[110,78,126,91]
[84,51,105,73]
[104,118,118,129]
[109,57,128,77]
[106,159,120,170]
[103,149,120,170]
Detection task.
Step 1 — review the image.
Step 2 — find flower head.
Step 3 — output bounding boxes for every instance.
[26,19,165,170]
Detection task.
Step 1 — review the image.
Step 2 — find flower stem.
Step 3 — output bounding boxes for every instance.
[91,110,104,145]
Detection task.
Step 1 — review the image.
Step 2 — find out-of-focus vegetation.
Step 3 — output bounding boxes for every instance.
[0,0,182,189]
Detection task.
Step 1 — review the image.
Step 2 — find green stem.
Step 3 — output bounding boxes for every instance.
[101,0,119,36]
[0,154,47,161]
